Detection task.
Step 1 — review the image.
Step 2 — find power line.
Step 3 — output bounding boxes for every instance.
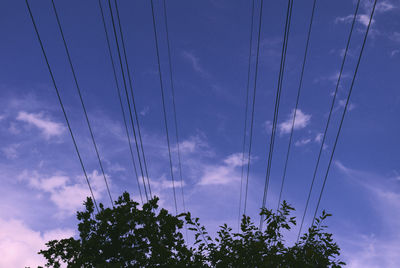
[162,0,187,218]
[97,0,144,204]
[277,0,318,211]
[106,0,149,202]
[260,0,293,230]
[113,0,153,198]
[150,0,178,214]
[238,0,255,231]
[243,0,265,216]
[25,0,99,213]
[50,0,113,206]
[296,0,361,241]
[311,0,377,228]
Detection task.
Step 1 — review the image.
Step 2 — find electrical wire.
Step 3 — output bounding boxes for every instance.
[311,0,377,228]
[107,0,149,202]
[238,0,255,231]
[113,0,153,198]
[25,0,99,213]
[277,0,318,211]
[97,0,144,204]
[243,0,265,216]
[150,0,178,214]
[260,0,293,230]
[50,0,113,206]
[296,0,361,241]
[162,0,187,218]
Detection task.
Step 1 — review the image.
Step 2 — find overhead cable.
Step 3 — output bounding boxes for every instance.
[310,0,377,229]
[243,0,265,216]
[260,0,294,230]
[25,0,99,212]
[50,0,113,206]
[97,0,144,204]
[296,0,361,241]
[238,0,256,231]
[107,0,149,202]
[277,0,318,210]
[150,0,178,214]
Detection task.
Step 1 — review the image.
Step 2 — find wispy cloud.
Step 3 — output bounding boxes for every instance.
[389,31,400,43]
[0,218,74,267]
[16,111,64,139]
[363,0,396,13]
[335,14,375,28]
[315,132,323,143]
[390,49,399,57]
[313,71,351,85]
[2,143,20,159]
[198,153,243,186]
[279,109,311,135]
[181,51,209,77]
[335,161,400,267]
[19,170,109,218]
[295,138,312,147]
[263,120,273,134]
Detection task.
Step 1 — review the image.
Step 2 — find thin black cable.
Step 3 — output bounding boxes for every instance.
[277,0,318,211]
[50,0,113,206]
[113,0,153,198]
[243,0,265,216]
[311,0,377,227]
[107,0,149,202]
[238,0,255,231]
[162,0,188,240]
[162,0,187,218]
[150,0,178,215]
[260,0,293,230]
[296,0,361,241]
[25,0,99,213]
[97,0,144,204]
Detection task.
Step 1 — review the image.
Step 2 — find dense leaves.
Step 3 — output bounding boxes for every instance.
[38,192,344,267]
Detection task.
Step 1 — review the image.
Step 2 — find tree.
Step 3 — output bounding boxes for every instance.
[38,192,345,267]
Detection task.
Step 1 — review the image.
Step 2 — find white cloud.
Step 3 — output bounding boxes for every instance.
[295,138,311,147]
[376,1,395,12]
[263,120,272,133]
[0,218,74,267]
[364,0,396,13]
[0,114,5,121]
[335,162,400,267]
[315,133,323,143]
[182,51,209,77]
[198,154,242,186]
[223,153,246,167]
[140,106,149,116]
[279,109,311,134]
[335,14,375,27]
[16,111,64,139]
[390,49,399,57]
[150,176,185,191]
[389,32,400,43]
[175,135,210,155]
[20,170,109,217]
[336,99,356,112]
[313,71,351,85]
[2,143,20,159]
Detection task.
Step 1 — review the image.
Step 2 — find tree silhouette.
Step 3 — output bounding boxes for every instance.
[38,192,344,267]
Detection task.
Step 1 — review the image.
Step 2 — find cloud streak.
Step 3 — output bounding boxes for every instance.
[182,51,209,77]
[279,109,311,135]
[16,112,64,139]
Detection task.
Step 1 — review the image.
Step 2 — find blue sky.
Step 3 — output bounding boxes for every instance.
[1,0,400,266]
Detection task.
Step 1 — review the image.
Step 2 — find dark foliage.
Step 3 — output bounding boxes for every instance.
[38,192,344,267]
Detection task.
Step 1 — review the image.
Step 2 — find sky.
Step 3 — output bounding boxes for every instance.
[0,0,400,266]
